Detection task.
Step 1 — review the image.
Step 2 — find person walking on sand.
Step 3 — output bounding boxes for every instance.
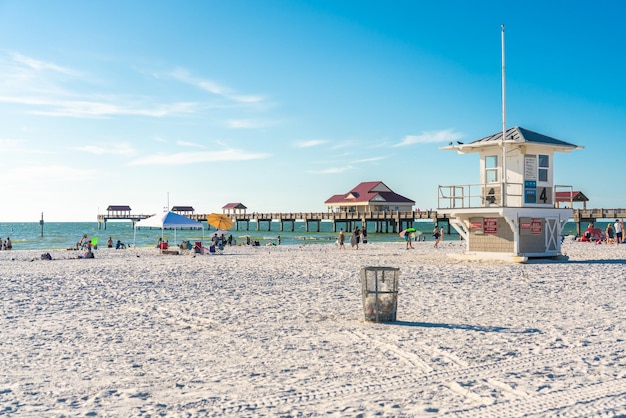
[362,225,368,244]
[338,229,345,249]
[433,226,441,248]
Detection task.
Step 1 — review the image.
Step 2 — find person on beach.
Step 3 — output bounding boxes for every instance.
[115,240,126,249]
[362,226,368,244]
[606,224,615,244]
[614,219,622,244]
[79,242,95,259]
[107,237,113,248]
[78,234,89,250]
[352,226,361,250]
[405,231,414,250]
[6,237,11,250]
[439,227,445,241]
[433,226,441,248]
[277,235,281,245]
[338,229,345,249]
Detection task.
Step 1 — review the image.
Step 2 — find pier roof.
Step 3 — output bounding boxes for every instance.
[106,205,131,212]
[222,203,247,210]
[171,206,195,212]
[555,191,588,203]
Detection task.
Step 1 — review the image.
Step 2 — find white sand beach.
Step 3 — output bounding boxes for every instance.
[1,240,626,417]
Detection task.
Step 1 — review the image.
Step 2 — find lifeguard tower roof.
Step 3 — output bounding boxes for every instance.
[443,126,583,154]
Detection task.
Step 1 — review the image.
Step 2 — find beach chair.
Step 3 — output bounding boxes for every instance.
[194,241,203,254]
[208,244,224,255]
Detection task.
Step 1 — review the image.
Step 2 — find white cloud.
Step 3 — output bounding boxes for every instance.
[350,156,388,164]
[308,165,354,174]
[128,149,271,166]
[395,129,463,147]
[72,143,135,156]
[227,119,275,129]
[176,140,206,148]
[0,52,200,119]
[9,52,77,75]
[0,95,198,118]
[170,68,265,104]
[295,139,329,148]
[9,164,97,181]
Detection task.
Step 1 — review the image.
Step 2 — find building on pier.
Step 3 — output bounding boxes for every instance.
[171,206,195,216]
[555,191,589,209]
[222,203,247,215]
[324,181,414,213]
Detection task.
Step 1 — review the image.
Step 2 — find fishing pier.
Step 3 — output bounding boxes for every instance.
[98,206,626,234]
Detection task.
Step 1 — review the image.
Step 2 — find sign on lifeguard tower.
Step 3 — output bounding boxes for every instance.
[438,126,582,262]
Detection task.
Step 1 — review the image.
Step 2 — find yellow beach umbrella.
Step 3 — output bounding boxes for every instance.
[207,213,234,230]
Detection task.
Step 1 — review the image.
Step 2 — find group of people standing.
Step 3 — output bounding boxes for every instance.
[604,219,625,244]
[0,237,12,250]
[336,225,445,250]
[337,226,368,249]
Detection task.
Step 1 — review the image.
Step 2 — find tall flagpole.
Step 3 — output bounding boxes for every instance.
[501,24,507,206]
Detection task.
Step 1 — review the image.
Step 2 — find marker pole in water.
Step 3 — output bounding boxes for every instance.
[40,212,44,237]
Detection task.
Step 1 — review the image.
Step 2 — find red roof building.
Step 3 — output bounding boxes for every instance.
[222,203,247,215]
[555,191,588,209]
[324,181,414,212]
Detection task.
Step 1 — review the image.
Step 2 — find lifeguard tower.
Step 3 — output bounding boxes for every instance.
[438,126,583,262]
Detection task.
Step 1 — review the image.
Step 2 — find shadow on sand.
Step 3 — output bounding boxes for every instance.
[388,321,542,334]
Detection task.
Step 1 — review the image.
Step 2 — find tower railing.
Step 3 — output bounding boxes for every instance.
[437,182,524,209]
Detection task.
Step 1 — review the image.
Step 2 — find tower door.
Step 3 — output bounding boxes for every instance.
[545,217,559,252]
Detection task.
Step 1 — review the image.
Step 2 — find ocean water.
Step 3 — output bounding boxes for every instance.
[0,219,589,251]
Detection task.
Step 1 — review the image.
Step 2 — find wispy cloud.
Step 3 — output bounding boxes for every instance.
[176,140,206,148]
[227,119,276,129]
[395,129,463,147]
[9,52,78,75]
[0,95,198,118]
[294,139,329,148]
[307,165,355,174]
[9,164,97,182]
[72,143,135,156]
[349,156,388,164]
[128,149,270,166]
[0,52,200,119]
[170,68,265,104]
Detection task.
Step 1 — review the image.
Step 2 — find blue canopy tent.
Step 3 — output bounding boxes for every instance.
[133,211,204,249]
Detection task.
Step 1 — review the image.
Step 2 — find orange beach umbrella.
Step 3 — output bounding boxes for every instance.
[207,213,234,230]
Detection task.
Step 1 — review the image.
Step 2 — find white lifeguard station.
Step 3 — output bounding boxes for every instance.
[438,126,583,262]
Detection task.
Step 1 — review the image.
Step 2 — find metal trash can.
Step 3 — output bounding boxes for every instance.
[361,266,399,322]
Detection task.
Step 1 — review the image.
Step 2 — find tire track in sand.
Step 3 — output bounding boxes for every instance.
[201,340,626,416]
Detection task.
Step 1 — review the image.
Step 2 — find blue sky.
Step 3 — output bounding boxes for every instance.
[1,0,625,221]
